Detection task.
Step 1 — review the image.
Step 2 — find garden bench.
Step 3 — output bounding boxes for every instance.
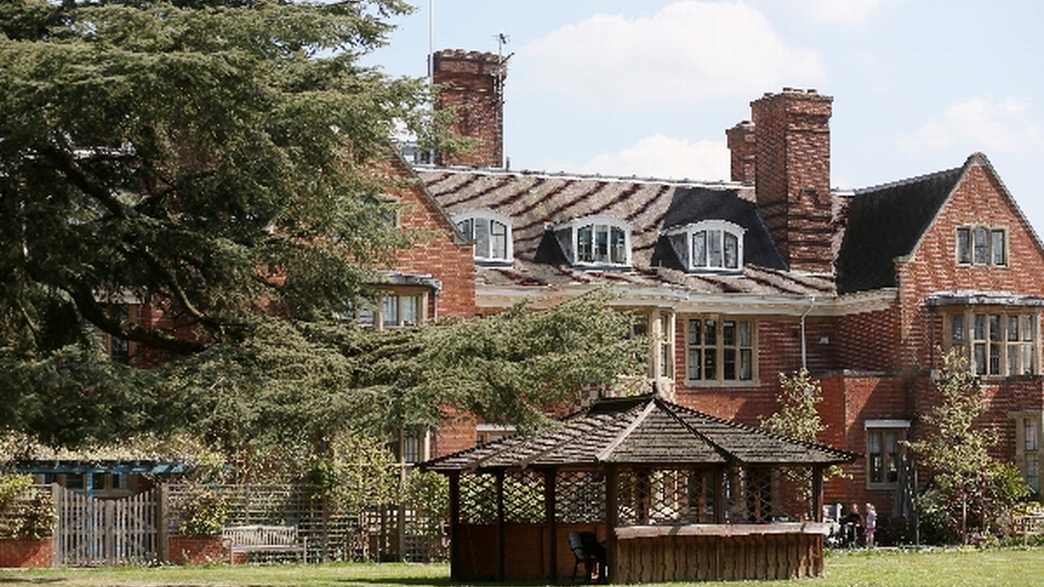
[223,525,308,563]
[1014,513,1044,545]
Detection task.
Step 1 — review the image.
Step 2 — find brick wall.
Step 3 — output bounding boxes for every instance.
[835,305,902,371]
[725,121,756,185]
[750,89,834,273]
[433,50,506,169]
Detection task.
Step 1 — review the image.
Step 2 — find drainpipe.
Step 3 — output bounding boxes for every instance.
[800,296,817,371]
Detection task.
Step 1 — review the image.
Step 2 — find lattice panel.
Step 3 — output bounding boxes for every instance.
[727,466,787,523]
[504,470,546,523]
[555,470,606,524]
[617,468,714,525]
[459,473,498,524]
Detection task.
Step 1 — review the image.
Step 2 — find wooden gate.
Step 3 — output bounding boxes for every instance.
[53,486,159,566]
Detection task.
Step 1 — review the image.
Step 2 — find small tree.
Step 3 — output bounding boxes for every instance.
[907,350,1031,543]
[762,369,841,516]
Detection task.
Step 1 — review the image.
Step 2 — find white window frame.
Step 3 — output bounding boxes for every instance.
[944,309,1040,377]
[684,315,757,386]
[453,209,514,263]
[554,215,632,268]
[665,220,746,273]
[956,225,1008,267]
[351,290,428,331]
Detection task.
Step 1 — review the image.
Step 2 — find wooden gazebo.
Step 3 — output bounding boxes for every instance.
[422,394,857,583]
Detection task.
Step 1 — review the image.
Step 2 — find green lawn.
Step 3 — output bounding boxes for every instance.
[0,548,1042,587]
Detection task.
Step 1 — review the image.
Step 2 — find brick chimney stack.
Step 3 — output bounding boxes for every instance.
[432,49,506,168]
[750,88,834,273]
[725,120,756,185]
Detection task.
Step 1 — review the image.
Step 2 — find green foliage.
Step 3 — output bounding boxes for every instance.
[908,351,1032,543]
[307,432,399,511]
[0,474,53,540]
[173,486,229,537]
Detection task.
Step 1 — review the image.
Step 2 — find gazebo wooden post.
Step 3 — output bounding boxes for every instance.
[605,464,619,584]
[495,469,506,581]
[448,471,461,581]
[544,467,558,582]
[713,465,727,523]
[812,464,825,522]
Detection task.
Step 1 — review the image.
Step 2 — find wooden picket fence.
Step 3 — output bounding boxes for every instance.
[53,485,159,566]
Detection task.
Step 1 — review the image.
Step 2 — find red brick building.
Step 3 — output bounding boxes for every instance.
[388,50,1042,520]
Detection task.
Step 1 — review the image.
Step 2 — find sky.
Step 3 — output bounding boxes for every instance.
[366,0,1044,231]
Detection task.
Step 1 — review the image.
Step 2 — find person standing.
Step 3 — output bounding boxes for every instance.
[865,503,877,547]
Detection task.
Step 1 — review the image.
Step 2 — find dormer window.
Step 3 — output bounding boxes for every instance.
[554,216,631,268]
[666,220,745,272]
[454,210,513,264]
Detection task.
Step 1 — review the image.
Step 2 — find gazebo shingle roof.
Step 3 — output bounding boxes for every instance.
[422,394,858,471]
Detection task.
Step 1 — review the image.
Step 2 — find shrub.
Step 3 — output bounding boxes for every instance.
[0,474,53,540]
[173,487,229,537]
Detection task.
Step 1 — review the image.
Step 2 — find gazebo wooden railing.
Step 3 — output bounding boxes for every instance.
[422,394,857,583]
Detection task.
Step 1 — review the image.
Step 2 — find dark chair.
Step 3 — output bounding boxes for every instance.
[568,531,606,583]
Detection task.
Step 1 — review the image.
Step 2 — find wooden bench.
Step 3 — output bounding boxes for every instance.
[223,525,308,563]
[1015,513,1044,545]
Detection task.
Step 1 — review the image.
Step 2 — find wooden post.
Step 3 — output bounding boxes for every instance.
[811,465,824,523]
[495,469,506,581]
[156,484,169,563]
[544,468,558,582]
[51,483,61,568]
[448,472,461,581]
[713,466,727,524]
[605,465,619,584]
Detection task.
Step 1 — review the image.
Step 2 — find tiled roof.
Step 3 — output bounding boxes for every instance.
[422,394,858,471]
[836,166,964,294]
[415,167,835,297]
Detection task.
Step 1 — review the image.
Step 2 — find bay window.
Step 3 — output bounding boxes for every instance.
[946,310,1039,376]
[686,316,755,385]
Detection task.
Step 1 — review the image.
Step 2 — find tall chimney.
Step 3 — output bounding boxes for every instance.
[725,120,756,185]
[750,88,834,273]
[432,49,506,168]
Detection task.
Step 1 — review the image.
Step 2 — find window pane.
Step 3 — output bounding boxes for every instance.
[738,321,752,347]
[739,349,753,380]
[989,315,1002,341]
[1008,316,1020,341]
[457,219,474,240]
[957,228,972,264]
[1022,315,1034,342]
[357,305,375,327]
[611,227,627,264]
[382,295,399,326]
[991,230,1006,265]
[689,320,702,346]
[577,225,593,262]
[867,431,881,452]
[1024,345,1035,375]
[990,344,1001,375]
[402,296,419,325]
[704,319,717,345]
[951,315,965,344]
[661,340,673,380]
[703,349,717,381]
[974,227,989,264]
[1027,419,1039,451]
[1008,348,1020,376]
[974,343,987,375]
[475,218,490,258]
[1028,459,1040,493]
[692,231,707,267]
[724,232,739,269]
[595,225,610,263]
[974,315,987,340]
[723,321,736,347]
[708,230,723,267]
[723,349,736,380]
[688,349,701,380]
[490,220,508,259]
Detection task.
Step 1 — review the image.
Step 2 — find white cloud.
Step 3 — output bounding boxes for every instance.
[898,97,1044,155]
[515,1,824,109]
[576,134,729,181]
[803,0,884,25]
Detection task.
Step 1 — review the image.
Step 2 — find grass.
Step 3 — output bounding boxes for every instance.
[0,548,1042,586]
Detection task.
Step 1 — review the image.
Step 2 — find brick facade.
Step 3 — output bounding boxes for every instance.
[725,121,756,185]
